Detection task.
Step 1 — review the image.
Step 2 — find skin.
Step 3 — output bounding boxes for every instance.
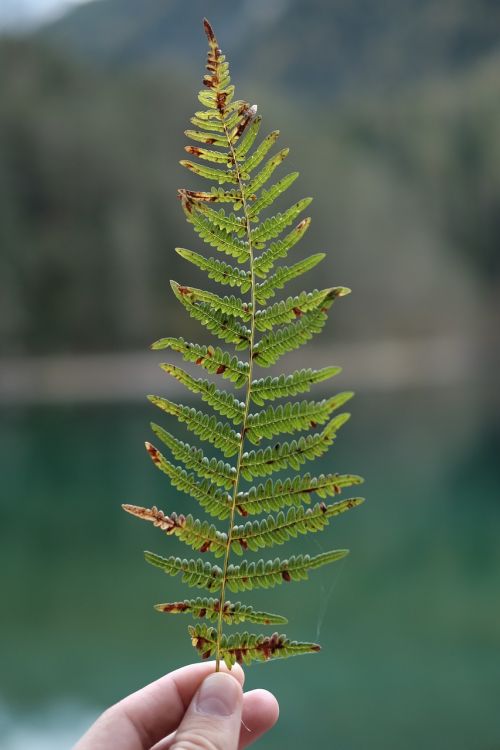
[73,661,279,750]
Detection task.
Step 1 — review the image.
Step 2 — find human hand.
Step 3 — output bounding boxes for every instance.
[73,661,279,750]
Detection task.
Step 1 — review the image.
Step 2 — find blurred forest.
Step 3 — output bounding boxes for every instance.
[0,0,499,360]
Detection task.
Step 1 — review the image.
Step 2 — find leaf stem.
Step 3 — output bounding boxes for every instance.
[214,114,256,671]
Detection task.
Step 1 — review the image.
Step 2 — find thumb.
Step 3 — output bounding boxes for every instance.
[170,671,243,750]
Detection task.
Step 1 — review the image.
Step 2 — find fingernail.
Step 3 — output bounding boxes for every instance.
[196,673,241,716]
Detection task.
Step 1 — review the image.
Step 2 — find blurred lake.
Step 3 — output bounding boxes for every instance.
[1,384,499,750]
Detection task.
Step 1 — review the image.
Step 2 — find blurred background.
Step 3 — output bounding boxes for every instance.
[1,1,499,748]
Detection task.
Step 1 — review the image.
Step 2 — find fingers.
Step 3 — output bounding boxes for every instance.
[73,661,244,750]
[239,689,279,749]
[169,672,243,750]
[152,688,279,750]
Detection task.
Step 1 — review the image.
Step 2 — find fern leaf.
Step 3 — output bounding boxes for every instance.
[245,148,289,194]
[254,288,346,332]
[176,248,251,292]
[251,198,312,246]
[236,472,364,515]
[171,281,251,321]
[180,160,236,185]
[240,414,350,480]
[188,201,247,237]
[184,130,228,147]
[142,443,232,519]
[125,19,364,673]
[190,625,320,667]
[155,598,287,625]
[181,200,249,262]
[150,423,236,489]
[148,397,240,457]
[254,254,325,303]
[233,115,262,158]
[245,393,353,444]
[253,218,311,277]
[145,548,348,592]
[184,144,231,165]
[247,172,299,220]
[159,365,245,423]
[239,130,281,176]
[150,338,249,387]
[250,367,341,405]
[230,499,364,553]
[123,503,227,557]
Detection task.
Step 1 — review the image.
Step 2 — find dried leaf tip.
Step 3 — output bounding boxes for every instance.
[203,18,216,43]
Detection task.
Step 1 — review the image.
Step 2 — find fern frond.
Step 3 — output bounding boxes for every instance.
[171,281,251,321]
[251,198,312,247]
[253,218,311,277]
[245,148,290,194]
[124,19,364,672]
[245,393,353,444]
[189,624,319,667]
[176,249,252,292]
[150,338,249,387]
[251,367,341,405]
[236,472,365,515]
[247,172,299,220]
[144,548,348,592]
[181,200,249,262]
[239,130,281,175]
[254,288,346,332]
[240,414,350,480]
[155,598,287,625]
[142,443,232,518]
[150,423,236,489]
[159,365,245,423]
[229,499,364,553]
[254,254,325,303]
[148,397,240,457]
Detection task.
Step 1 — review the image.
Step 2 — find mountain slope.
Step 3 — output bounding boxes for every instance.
[41,0,500,100]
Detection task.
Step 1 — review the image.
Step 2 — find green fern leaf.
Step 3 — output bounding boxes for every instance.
[124,19,364,672]
[251,198,312,247]
[142,443,232,519]
[150,423,237,489]
[159,365,245,423]
[176,248,251,291]
[254,254,325,303]
[145,548,348,592]
[247,172,299,220]
[236,472,364,515]
[254,288,347,332]
[150,337,249,387]
[245,392,353,443]
[240,414,350,480]
[148,397,240,457]
[253,218,311,277]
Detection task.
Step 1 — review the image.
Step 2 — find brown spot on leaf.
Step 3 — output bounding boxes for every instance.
[185,146,203,156]
[145,442,161,464]
[293,307,303,317]
[282,570,291,582]
[236,504,249,516]
[333,484,341,494]
[200,541,212,553]
[310,420,318,428]
[319,502,327,513]
[195,357,204,365]
[216,364,227,375]
[198,607,207,618]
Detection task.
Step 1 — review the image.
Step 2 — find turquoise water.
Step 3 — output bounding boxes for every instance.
[1,386,499,749]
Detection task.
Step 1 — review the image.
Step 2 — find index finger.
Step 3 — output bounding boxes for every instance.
[74,661,244,750]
